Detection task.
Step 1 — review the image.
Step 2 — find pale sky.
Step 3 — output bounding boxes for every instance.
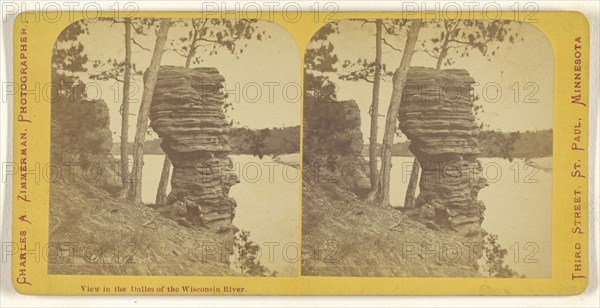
[316,20,554,142]
[62,19,552,145]
[70,19,300,143]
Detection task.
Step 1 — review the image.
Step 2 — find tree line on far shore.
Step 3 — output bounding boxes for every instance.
[362,129,552,160]
[112,126,301,157]
[114,122,549,160]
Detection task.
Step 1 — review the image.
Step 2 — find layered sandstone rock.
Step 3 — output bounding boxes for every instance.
[304,99,370,195]
[334,100,365,155]
[328,100,371,195]
[51,98,121,193]
[398,67,487,237]
[150,66,239,242]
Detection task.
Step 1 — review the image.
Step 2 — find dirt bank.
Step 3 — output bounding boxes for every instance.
[48,177,238,276]
[301,179,483,277]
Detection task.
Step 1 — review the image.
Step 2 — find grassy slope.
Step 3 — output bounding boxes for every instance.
[302,180,482,277]
[48,178,237,276]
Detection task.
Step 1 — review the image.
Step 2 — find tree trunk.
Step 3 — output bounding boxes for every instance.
[435,52,444,70]
[184,53,193,69]
[368,19,383,193]
[154,32,196,207]
[435,46,447,70]
[128,18,171,204]
[120,18,132,187]
[378,20,422,207]
[155,153,171,206]
[404,159,419,208]
[184,40,196,68]
[435,31,450,70]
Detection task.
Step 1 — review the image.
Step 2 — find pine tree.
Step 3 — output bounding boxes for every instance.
[128,19,171,204]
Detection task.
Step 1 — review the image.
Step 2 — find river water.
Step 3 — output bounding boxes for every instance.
[384,156,552,278]
[135,154,550,278]
[136,154,300,277]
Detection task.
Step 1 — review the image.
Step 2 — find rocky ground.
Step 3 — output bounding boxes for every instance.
[48,177,238,276]
[301,179,483,277]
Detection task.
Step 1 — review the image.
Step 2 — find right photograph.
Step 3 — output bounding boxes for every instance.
[301,19,553,278]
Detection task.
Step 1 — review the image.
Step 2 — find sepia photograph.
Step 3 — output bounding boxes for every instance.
[301,18,553,278]
[6,3,593,299]
[48,17,300,277]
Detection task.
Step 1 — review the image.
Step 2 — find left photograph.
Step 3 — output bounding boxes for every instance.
[48,18,301,277]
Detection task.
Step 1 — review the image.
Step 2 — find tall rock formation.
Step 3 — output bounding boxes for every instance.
[398,67,488,238]
[149,66,239,245]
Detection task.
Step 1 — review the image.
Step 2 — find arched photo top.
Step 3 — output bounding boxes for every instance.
[49,17,301,278]
[304,18,554,133]
[302,18,554,279]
